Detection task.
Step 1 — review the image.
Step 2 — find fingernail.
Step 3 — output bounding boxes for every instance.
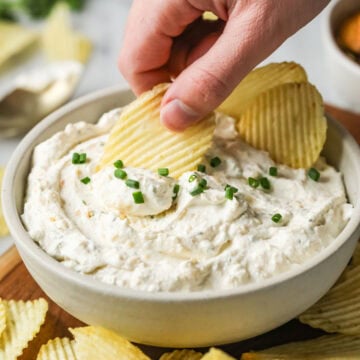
[160,99,200,131]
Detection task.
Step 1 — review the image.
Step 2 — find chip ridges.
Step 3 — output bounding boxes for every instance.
[99,83,216,178]
[238,82,327,169]
[218,62,307,120]
[0,300,5,338]
[0,298,48,359]
[36,337,77,360]
[70,326,150,360]
[159,349,203,360]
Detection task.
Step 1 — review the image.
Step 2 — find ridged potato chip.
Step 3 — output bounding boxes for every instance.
[0,300,5,338]
[42,3,92,63]
[0,21,37,67]
[99,83,216,178]
[70,326,150,360]
[0,298,48,360]
[218,62,307,120]
[0,167,9,237]
[238,82,327,169]
[241,334,360,359]
[202,348,236,360]
[299,262,360,335]
[160,349,203,360]
[36,337,77,360]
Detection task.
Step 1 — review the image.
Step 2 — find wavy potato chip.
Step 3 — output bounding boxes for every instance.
[202,348,236,360]
[160,349,203,360]
[0,21,37,67]
[238,82,327,169]
[218,62,307,120]
[42,3,92,63]
[299,262,360,335]
[241,334,360,359]
[70,326,150,360]
[100,83,216,178]
[0,300,5,338]
[36,337,77,360]
[0,167,9,237]
[0,298,48,360]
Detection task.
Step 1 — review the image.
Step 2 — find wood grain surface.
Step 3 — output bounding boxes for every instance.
[0,104,359,359]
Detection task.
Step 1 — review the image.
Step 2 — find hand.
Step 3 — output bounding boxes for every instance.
[119,0,329,131]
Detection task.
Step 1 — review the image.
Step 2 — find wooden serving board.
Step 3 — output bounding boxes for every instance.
[0,104,359,359]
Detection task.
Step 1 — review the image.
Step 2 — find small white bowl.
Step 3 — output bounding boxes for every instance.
[2,86,360,347]
[322,0,360,112]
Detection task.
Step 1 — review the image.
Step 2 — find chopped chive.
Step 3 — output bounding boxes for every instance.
[188,174,197,182]
[210,156,222,168]
[190,186,204,196]
[158,168,169,176]
[260,177,271,190]
[197,164,206,173]
[199,178,207,188]
[80,177,91,185]
[126,179,140,189]
[308,167,320,182]
[225,184,238,193]
[172,184,180,200]
[225,187,234,200]
[114,160,124,169]
[272,213,282,223]
[72,152,80,164]
[133,191,144,204]
[114,169,127,179]
[269,166,278,177]
[78,153,87,164]
[248,177,260,188]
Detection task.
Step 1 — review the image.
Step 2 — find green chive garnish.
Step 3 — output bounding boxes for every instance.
[308,168,320,182]
[272,213,282,223]
[190,186,204,196]
[225,187,234,200]
[79,153,87,164]
[260,177,271,190]
[269,167,278,177]
[225,184,238,193]
[72,153,80,164]
[114,169,127,179]
[133,191,144,204]
[80,177,91,184]
[126,179,140,189]
[248,177,260,188]
[210,156,221,168]
[197,164,206,173]
[158,168,169,176]
[188,174,197,182]
[114,160,124,169]
[173,184,180,200]
[199,178,207,188]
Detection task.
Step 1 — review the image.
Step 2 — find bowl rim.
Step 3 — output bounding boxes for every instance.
[2,84,360,302]
[321,0,360,75]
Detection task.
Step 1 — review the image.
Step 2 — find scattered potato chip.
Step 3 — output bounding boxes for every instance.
[0,300,5,338]
[0,167,9,237]
[238,82,327,169]
[299,261,360,335]
[241,334,360,359]
[36,337,77,360]
[0,298,48,359]
[202,348,236,360]
[203,11,218,21]
[99,83,216,178]
[218,62,307,120]
[0,21,37,68]
[160,349,203,360]
[70,326,150,360]
[42,3,92,63]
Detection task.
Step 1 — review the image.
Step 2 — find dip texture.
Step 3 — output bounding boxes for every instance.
[22,109,353,292]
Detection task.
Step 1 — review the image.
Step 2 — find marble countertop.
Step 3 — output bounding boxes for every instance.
[0,0,357,254]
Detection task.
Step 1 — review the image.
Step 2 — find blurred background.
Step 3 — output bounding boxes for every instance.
[0,0,359,254]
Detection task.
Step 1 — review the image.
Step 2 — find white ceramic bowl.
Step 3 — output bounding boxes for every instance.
[322,0,360,112]
[2,86,360,347]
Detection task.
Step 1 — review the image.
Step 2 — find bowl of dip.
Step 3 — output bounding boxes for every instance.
[2,85,360,347]
[322,0,360,112]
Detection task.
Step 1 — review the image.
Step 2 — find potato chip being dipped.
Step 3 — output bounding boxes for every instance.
[36,337,77,360]
[99,83,216,178]
[238,82,327,169]
[218,62,307,120]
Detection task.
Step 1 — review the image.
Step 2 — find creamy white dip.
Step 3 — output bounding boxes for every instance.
[22,109,353,292]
